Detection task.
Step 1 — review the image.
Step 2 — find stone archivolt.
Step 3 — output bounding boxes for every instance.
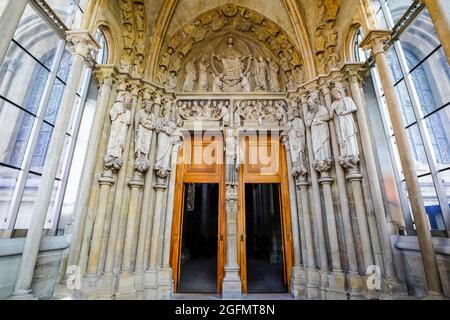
[156,4,305,93]
[314,0,341,75]
[119,0,147,78]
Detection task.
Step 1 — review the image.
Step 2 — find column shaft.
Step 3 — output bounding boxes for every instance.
[12,49,88,297]
[301,101,328,270]
[323,86,359,274]
[285,148,302,267]
[345,66,398,279]
[135,104,160,271]
[372,41,443,295]
[67,67,116,269]
[297,182,315,268]
[161,141,181,267]
[121,177,144,271]
[422,0,450,65]
[86,174,115,275]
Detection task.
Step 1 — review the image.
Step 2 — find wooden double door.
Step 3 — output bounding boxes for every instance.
[170,132,293,294]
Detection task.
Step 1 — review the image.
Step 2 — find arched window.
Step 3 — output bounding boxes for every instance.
[353,27,367,62]
[95,29,108,64]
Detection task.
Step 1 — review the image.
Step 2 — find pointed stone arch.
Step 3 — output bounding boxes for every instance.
[154,4,310,92]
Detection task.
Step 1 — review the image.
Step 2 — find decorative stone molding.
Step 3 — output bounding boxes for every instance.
[234,99,288,127]
[67,30,100,67]
[176,99,231,125]
[359,29,391,56]
[93,65,119,87]
[119,0,147,78]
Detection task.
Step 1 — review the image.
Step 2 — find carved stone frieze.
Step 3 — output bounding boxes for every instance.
[234,99,288,127]
[176,99,231,126]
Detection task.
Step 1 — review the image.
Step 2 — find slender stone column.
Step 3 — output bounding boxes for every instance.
[422,0,450,65]
[342,63,403,293]
[66,65,118,271]
[282,138,306,298]
[146,172,168,298]
[10,31,98,300]
[134,90,160,291]
[296,177,320,299]
[159,136,182,299]
[222,129,242,299]
[0,0,28,65]
[85,171,116,277]
[116,172,144,298]
[361,30,443,297]
[113,81,141,273]
[299,92,329,298]
[321,82,362,297]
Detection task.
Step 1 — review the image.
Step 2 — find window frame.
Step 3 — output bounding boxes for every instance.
[368,0,450,237]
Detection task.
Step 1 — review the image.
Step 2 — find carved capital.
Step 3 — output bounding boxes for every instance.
[359,30,391,56]
[342,63,367,85]
[98,172,115,186]
[313,159,333,173]
[67,30,100,66]
[93,65,119,87]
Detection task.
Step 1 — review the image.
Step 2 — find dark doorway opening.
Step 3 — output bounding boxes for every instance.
[179,183,218,293]
[245,183,287,293]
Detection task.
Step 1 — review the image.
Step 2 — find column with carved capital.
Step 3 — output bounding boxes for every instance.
[299,90,329,298]
[310,86,346,300]
[282,136,306,298]
[361,30,443,298]
[321,81,363,298]
[222,128,242,299]
[342,63,405,295]
[9,30,99,300]
[0,0,28,64]
[66,65,118,273]
[134,88,161,297]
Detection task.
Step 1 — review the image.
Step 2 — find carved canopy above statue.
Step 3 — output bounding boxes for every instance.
[156,4,306,93]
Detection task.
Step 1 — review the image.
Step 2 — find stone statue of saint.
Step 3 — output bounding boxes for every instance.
[155,99,178,175]
[267,57,281,92]
[134,99,156,172]
[105,92,133,171]
[287,108,307,177]
[306,92,332,172]
[183,59,197,92]
[331,86,359,167]
[253,56,268,91]
[275,101,287,126]
[198,57,209,91]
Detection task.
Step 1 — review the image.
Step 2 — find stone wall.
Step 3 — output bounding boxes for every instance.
[0,236,70,299]
[393,236,450,297]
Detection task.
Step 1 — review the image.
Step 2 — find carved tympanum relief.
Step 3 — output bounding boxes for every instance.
[157,4,306,93]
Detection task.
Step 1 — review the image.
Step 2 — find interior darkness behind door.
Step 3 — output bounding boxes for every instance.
[179,183,218,293]
[245,183,286,293]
